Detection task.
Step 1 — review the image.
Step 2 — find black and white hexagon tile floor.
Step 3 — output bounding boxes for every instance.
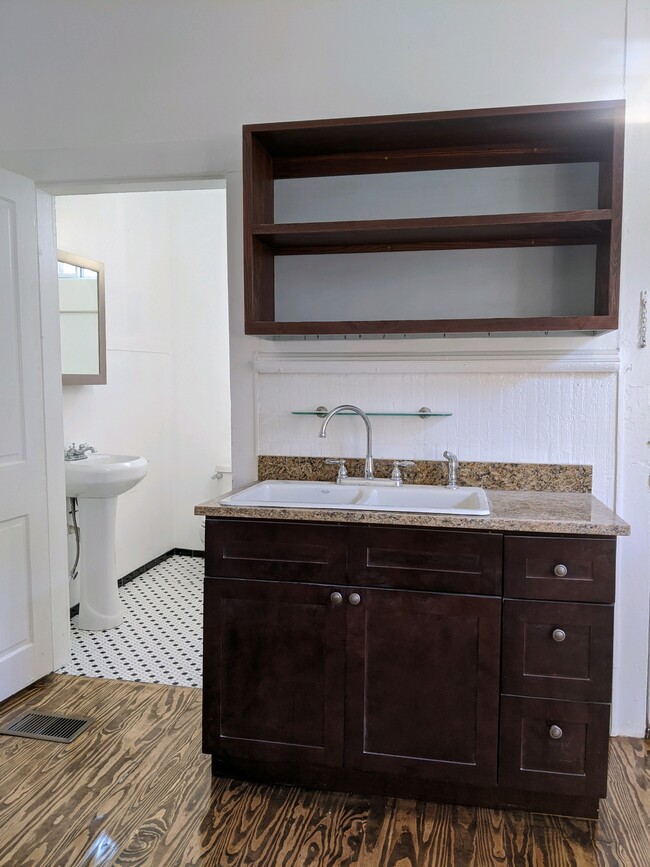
[58,556,203,688]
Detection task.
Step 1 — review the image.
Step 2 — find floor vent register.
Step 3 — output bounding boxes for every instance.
[0,711,91,743]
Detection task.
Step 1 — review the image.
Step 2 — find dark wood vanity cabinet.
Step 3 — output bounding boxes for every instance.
[203,518,616,818]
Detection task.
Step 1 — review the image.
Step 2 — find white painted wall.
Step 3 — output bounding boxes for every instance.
[56,189,230,581]
[614,0,650,737]
[168,190,232,548]
[0,0,627,179]
[0,0,647,733]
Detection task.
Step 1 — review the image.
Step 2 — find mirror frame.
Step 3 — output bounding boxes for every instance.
[58,250,107,385]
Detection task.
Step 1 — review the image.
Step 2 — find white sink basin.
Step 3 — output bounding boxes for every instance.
[360,484,490,515]
[65,453,149,499]
[220,480,490,516]
[221,480,367,507]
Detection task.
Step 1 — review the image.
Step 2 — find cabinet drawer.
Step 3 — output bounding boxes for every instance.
[499,696,610,796]
[349,526,502,594]
[504,536,615,603]
[205,519,347,584]
[502,600,613,702]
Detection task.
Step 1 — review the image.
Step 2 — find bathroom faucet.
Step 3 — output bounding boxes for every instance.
[443,450,458,488]
[65,442,96,461]
[319,405,374,480]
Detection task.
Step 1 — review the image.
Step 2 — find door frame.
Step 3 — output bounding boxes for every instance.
[36,190,69,671]
[36,175,227,671]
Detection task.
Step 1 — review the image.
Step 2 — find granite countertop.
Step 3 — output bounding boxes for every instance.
[195,487,630,537]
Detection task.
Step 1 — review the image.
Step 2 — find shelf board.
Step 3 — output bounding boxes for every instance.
[247,101,623,160]
[253,210,612,254]
[273,145,601,179]
[248,314,619,336]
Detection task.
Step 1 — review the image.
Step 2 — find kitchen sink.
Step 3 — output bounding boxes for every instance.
[220,480,490,516]
[360,484,490,514]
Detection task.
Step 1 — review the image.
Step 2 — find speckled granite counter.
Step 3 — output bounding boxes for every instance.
[196,488,629,537]
[258,456,593,493]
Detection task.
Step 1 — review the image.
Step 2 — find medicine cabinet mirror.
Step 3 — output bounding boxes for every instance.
[58,250,106,385]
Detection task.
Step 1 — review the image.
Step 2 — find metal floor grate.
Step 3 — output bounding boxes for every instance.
[0,711,91,743]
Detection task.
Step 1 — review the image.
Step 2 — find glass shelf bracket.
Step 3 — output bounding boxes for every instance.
[292,406,451,419]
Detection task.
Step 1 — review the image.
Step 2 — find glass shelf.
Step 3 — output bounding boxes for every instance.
[292,406,451,419]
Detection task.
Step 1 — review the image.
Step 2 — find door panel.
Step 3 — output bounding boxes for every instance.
[349,526,502,594]
[203,578,345,766]
[499,695,610,796]
[504,536,615,603]
[0,518,32,658]
[0,168,53,700]
[502,599,613,701]
[205,518,347,584]
[345,588,501,785]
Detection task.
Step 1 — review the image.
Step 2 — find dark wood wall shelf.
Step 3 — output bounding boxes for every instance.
[243,101,624,336]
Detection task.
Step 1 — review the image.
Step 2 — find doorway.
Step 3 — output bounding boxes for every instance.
[54,185,231,687]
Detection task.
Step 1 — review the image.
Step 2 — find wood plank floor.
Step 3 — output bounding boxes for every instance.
[0,675,648,866]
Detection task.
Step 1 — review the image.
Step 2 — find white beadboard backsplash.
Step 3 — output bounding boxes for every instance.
[256,359,618,507]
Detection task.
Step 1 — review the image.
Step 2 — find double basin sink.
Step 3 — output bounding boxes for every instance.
[220,480,490,516]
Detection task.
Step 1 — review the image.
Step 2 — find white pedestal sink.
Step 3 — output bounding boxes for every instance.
[65,454,148,630]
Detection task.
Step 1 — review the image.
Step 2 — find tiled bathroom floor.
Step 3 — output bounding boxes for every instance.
[58,555,204,688]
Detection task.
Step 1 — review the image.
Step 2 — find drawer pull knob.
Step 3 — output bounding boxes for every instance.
[349,592,362,606]
[330,591,343,605]
[549,725,563,740]
[552,628,566,643]
[553,564,568,577]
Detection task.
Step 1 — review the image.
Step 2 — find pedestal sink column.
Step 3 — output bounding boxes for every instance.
[77,496,123,630]
[65,453,148,630]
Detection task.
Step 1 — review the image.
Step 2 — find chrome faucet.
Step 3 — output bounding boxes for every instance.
[65,442,97,461]
[443,450,458,488]
[319,405,374,480]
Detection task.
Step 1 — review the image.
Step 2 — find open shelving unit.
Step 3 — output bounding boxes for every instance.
[243,101,624,336]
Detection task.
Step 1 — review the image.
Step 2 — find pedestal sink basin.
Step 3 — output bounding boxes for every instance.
[65,453,148,498]
[65,454,148,631]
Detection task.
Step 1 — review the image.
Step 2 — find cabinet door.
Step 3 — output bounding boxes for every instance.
[345,588,501,785]
[203,578,345,767]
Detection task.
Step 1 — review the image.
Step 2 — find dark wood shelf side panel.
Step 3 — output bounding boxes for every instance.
[244,133,276,325]
[595,103,624,319]
[252,210,612,253]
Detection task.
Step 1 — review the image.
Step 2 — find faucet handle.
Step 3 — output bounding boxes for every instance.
[443,450,459,488]
[326,458,348,481]
[391,460,415,482]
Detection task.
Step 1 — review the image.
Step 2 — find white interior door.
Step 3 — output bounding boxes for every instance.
[0,167,55,700]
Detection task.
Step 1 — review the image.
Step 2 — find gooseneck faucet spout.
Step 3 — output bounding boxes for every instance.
[319,405,374,480]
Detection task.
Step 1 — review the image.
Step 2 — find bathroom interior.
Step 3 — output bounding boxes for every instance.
[56,186,231,685]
